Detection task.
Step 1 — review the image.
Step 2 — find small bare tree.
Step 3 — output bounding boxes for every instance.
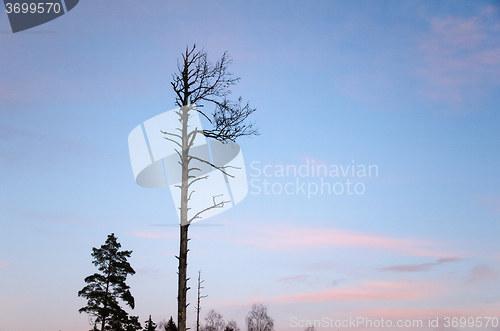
[246,304,274,331]
[204,310,225,331]
[165,45,258,331]
[196,270,208,331]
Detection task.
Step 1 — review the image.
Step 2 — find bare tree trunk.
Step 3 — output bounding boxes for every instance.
[178,93,190,331]
[177,223,189,331]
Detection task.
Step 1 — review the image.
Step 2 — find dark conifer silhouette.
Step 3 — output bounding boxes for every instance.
[143,315,157,331]
[78,233,137,331]
[165,316,178,331]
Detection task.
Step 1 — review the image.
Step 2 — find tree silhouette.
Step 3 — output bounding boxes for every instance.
[246,304,274,331]
[165,45,258,331]
[204,309,225,331]
[165,316,178,331]
[143,315,157,331]
[224,320,240,331]
[78,233,137,331]
[110,314,142,331]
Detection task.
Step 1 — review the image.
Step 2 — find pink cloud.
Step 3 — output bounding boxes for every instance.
[417,9,500,105]
[0,262,10,269]
[273,280,440,304]
[234,225,451,257]
[465,263,499,284]
[380,257,461,273]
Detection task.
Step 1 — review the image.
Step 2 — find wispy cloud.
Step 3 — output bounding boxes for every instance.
[379,257,461,273]
[465,263,498,284]
[272,280,440,303]
[277,275,309,283]
[233,224,451,257]
[0,262,10,269]
[417,6,500,105]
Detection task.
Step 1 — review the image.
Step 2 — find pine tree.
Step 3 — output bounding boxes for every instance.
[110,312,142,331]
[78,233,137,331]
[143,315,157,331]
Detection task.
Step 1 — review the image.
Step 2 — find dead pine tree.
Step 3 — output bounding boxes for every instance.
[164,45,258,331]
[196,270,208,331]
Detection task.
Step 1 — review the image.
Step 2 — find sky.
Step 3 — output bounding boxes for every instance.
[1,1,500,330]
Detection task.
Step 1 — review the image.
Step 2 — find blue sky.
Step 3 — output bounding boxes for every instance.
[1,1,500,331]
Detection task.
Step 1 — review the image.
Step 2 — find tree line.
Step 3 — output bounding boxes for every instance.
[78,233,274,331]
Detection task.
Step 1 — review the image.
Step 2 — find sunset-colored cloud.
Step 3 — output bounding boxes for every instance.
[273,280,440,303]
[465,263,498,284]
[417,7,500,104]
[234,224,451,257]
[379,257,461,273]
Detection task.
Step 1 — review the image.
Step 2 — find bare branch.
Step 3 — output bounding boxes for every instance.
[163,136,183,149]
[187,167,201,174]
[188,194,230,223]
[186,128,205,141]
[188,155,239,178]
[187,175,209,189]
[188,126,199,148]
[161,130,182,140]
[203,97,259,142]
[171,46,258,142]
[187,190,195,202]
